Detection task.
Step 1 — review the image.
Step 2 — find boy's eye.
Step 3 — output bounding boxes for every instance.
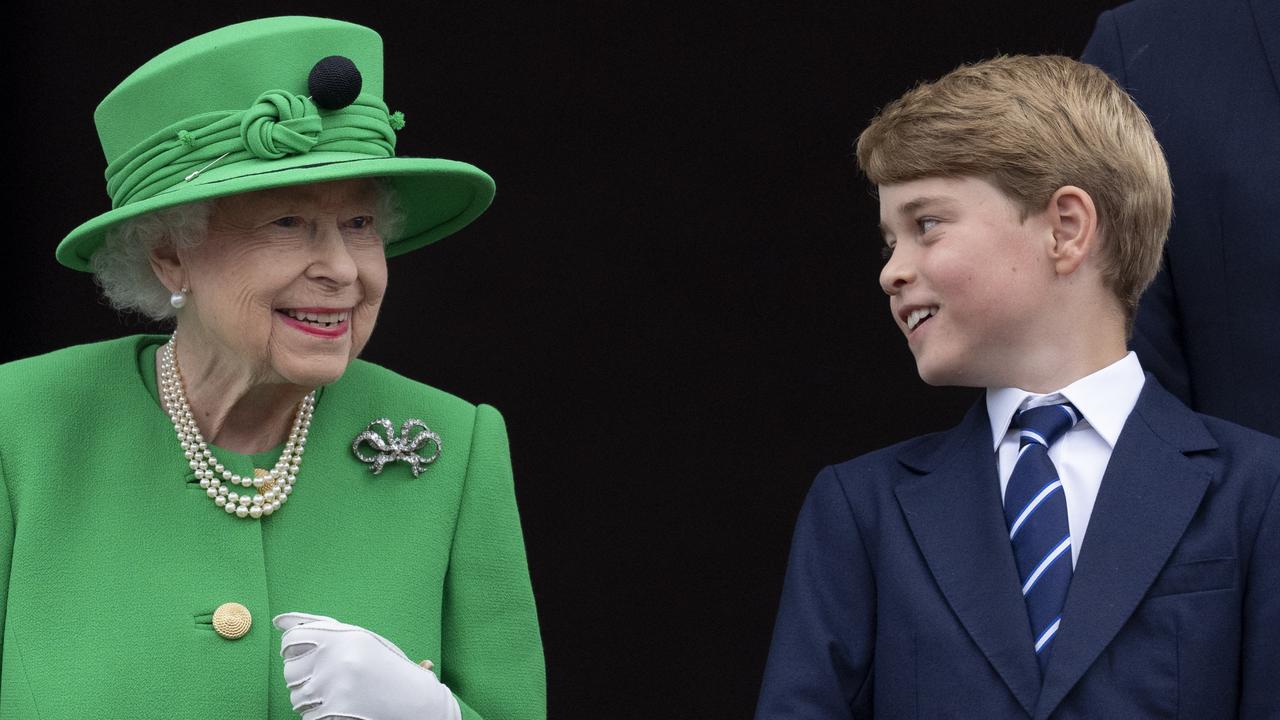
[348,215,374,230]
[880,244,894,261]
[273,216,302,228]
[917,217,939,233]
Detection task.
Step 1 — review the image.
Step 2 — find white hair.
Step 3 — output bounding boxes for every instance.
[91,180,405,321]
[91,200,212,320]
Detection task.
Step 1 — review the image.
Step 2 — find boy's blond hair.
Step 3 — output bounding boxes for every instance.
[857,55,1172,323]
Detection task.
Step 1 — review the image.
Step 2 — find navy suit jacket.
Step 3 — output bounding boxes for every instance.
[756,378,1279,719]
[1082,0,1280,438]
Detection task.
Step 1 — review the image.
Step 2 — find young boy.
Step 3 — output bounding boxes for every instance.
[755,56,1279,719]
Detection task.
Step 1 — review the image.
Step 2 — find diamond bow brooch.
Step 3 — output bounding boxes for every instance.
[351,418,442,477]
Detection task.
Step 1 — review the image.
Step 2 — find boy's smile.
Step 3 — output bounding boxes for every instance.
[877,176,1056,388]
[903,306,938,332]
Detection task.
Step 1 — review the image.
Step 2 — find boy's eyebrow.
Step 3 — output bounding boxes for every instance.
[878,195,953,238]
[895,195,951,217]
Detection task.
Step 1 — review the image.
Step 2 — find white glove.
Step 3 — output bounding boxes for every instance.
[274,612,462,720]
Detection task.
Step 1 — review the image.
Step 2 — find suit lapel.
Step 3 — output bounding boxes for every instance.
[1249,0,1280,99]
[1033,379,1217,720]
[894,401,1042,717]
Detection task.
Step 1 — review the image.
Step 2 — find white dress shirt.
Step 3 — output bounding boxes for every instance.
[986,352,1146,567]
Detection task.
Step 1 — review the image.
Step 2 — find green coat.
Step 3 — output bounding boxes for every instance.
[0,335,545,719]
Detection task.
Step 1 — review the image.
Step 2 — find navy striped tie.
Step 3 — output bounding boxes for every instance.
[1004,402,1081,675]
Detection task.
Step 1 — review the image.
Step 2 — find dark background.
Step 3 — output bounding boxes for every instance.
[6,1,1121,716]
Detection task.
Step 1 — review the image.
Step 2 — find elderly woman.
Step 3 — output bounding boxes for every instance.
[0,17,543,720]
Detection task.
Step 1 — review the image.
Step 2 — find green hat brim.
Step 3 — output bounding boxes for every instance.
[56,152,494,271]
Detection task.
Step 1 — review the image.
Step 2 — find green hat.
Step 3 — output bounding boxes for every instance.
[56,16,494,271]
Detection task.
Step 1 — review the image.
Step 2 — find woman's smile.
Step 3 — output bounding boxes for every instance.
[276,306,353,338]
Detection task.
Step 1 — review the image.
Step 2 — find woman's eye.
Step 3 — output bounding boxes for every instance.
[880,243,895,261]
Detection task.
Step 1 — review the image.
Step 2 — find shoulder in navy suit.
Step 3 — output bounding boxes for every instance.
[1082,0,1280,437]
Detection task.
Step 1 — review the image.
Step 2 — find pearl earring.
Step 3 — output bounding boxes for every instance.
[170,287,189,309]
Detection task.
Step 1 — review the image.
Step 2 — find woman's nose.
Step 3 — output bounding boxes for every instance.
[306,224,359,286]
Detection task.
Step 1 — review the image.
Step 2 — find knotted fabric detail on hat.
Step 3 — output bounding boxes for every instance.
[104,91,400,209]
[240,91,322,159]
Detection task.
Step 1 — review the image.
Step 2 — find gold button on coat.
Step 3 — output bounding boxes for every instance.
[212,602,252,640]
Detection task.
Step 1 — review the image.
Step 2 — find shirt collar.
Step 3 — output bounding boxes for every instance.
[985,352,1146,450]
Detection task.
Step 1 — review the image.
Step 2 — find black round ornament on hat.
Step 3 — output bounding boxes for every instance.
[308,55,363,109]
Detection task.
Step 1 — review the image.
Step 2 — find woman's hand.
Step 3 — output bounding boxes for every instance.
[274,612,461,720]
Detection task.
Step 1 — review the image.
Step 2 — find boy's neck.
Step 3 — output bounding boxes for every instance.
[989,275,1132,394]
[1001,342,1130,394]
[997,300,1129,393]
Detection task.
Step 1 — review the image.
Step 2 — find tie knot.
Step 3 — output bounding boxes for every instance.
[1013,402,1081,449]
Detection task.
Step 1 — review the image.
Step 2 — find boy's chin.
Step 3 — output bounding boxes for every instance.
[916,368,958,387]
[913,359,986,388]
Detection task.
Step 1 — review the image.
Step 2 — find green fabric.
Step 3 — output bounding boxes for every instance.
[56,16,495,272]
[106,90,399,209]
[0,336,545,719]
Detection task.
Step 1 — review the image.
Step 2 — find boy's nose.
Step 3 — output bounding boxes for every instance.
[879,246,915,295]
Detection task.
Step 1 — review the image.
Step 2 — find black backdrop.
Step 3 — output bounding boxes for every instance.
[7,1,1121,716]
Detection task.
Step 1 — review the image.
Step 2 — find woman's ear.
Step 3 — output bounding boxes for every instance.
[1046,185,1099,276]
[149,238,187,294]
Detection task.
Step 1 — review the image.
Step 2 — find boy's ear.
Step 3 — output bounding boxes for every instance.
[1046,185,1099,276]
[148,238,187,294]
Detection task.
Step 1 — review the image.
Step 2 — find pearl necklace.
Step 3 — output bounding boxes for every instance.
[159,334,315,519]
